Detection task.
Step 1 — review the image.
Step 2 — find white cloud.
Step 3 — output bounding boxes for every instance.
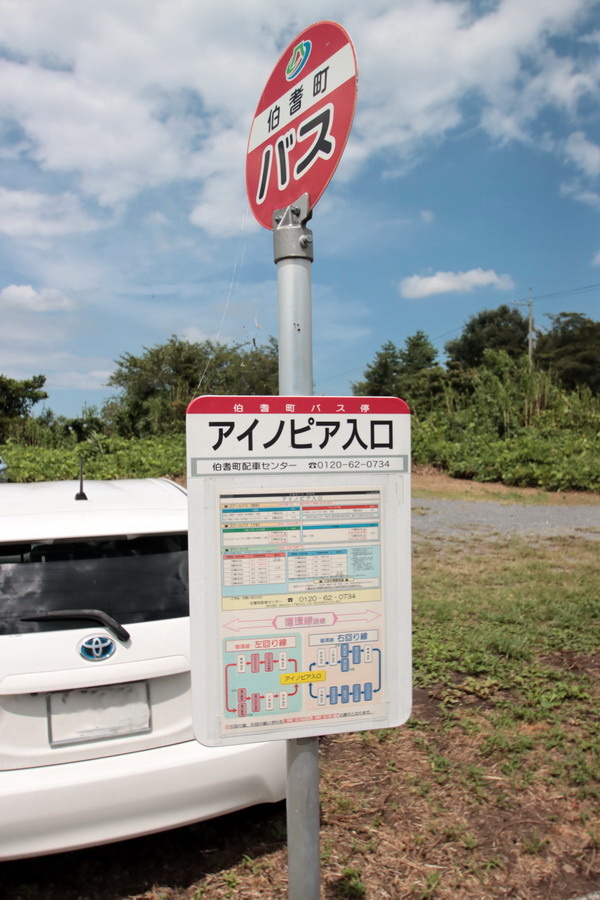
[45,368,112,391]
[0,283,76,310]
[564,131,600,178]
[144,211,169,227]
[0,0,595,235]
[592,249,600,266]
[420,209,435,223]
[399,268,515,299]
[0,187,101,237]
[0,342,112,390]
[560,181,600,209]
[0,314,73,347]
[0,1,287,221]
[188,128,256,237]
[348,0,596,162]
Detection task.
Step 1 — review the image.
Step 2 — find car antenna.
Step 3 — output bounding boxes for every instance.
[75,457,88,501]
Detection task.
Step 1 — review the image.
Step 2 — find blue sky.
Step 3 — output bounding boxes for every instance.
[0,0,598,417]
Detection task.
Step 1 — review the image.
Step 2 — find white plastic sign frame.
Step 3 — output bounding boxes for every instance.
[186,396,411,746]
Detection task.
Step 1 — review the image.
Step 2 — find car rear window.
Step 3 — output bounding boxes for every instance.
[0,534,189,635]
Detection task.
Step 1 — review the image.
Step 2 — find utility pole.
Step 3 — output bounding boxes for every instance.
[513,292,534,364]
[527,289,534,364]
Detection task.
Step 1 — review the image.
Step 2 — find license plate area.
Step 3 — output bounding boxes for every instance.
[47,681,151,746]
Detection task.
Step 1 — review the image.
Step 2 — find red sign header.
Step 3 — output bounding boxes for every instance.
[187,396,410,416]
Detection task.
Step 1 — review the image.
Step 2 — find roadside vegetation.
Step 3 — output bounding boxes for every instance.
[1,307,598,491]
[353,308,600,492]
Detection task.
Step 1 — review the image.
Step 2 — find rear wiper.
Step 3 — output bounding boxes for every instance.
[21,609,130,642]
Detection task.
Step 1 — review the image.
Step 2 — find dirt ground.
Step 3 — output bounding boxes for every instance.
[411,466,600,506]
[1,468,598,900]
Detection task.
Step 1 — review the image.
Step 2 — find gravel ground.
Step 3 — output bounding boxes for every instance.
[412,497,600,542]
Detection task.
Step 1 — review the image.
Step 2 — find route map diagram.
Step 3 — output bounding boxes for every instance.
[217,488,388,735]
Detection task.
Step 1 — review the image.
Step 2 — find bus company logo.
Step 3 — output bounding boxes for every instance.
[285,40,312,81]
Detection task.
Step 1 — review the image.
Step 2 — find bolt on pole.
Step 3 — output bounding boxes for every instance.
[273,193,320,900]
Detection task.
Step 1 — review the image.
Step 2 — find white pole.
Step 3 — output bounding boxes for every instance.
[277,257,313,395]
[273,195,320,900]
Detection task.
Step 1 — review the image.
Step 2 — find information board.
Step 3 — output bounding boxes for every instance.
[186,396,411,746]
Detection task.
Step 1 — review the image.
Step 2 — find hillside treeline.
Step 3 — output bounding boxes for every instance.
[352,307,599,491]
[1,308,598,490]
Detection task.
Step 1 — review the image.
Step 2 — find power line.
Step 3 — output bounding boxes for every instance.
[511,282,600,305]
[315,281,599,389]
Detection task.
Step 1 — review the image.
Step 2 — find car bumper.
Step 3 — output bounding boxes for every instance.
[0,738,286,860]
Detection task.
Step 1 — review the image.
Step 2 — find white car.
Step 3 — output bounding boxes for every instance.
[0,478,286,860]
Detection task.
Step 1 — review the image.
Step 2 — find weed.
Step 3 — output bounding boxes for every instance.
[416,872,442,898]
[222,871,239,897]
[462,832,479,850]
[337,867,366,898]
[520,830,549,854]
[241,853,270,875]
[333,793,355,812]
[482,856,503,870]
[321,839,335,862]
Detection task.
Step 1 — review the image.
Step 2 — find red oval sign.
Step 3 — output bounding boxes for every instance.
[246,21,358,230]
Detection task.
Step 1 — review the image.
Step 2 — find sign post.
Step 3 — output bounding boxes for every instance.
[246,26,359,896]
[272,194,319,899]
[186,21,411,900]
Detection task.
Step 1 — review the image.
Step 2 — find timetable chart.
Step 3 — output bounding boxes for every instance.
[301,501,379,521]
[223,552,286,587]
[287,549,347,580]
[219,489,382,609]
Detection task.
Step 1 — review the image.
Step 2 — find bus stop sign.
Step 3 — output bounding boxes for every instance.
[246,21,358,229]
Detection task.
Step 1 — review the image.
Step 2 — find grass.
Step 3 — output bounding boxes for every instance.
[1,533,598,899]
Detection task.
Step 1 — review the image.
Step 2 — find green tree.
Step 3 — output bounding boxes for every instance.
[398,330,438,372]
[0,374,48,441]
[396,331,446,412]
[104,335,278,436]
[445,304,528,368]
[351,341,402,396]
[353,332,446,412]
[535,312,600,392]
